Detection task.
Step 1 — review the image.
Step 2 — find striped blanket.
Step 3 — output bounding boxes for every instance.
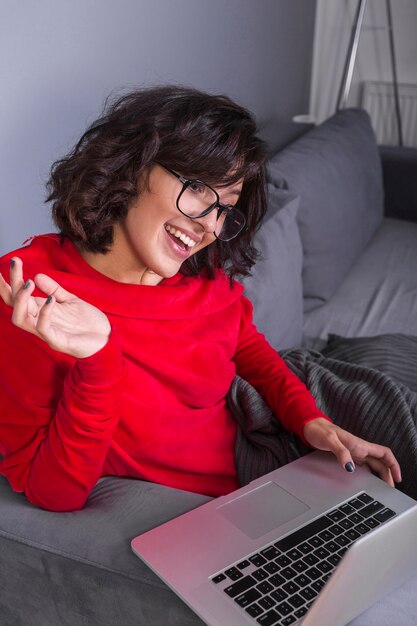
[228,335,417,499]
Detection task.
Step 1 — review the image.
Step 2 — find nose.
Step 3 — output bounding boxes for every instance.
[192,208,218,235]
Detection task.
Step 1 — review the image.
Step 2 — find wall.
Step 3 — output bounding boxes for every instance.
[310,0,417,127]
[0,0,316,255]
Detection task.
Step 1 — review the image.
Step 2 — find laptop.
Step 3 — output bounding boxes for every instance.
[131,451,417,626]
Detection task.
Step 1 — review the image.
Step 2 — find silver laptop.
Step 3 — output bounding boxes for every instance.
[131,451,417,626]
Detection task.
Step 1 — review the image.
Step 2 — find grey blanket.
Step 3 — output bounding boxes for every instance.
[228,337,417,499]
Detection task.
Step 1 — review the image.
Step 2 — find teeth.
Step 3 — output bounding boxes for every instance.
[165,224,197,247]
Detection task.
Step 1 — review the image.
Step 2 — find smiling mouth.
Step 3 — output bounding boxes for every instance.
[164,224,198,249]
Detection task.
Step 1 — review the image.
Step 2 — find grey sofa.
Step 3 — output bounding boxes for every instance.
[1,108,416,626]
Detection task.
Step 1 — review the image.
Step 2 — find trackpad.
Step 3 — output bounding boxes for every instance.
[217,481,310,539]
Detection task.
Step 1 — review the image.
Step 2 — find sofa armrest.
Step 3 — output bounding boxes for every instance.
[379,146,417,223]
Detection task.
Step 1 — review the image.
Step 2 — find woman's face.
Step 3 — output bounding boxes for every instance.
[113,164,243,283]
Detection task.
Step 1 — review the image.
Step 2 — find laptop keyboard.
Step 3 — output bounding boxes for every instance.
[211,492,396,626]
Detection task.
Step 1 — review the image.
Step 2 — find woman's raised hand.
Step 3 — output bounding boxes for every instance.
[0,257,111,359]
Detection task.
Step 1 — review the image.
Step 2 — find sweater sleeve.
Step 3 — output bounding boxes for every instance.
[233,295,331,439]
[0,305,125,511]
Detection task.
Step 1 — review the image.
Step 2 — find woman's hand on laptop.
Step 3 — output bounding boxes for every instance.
[303,418,402,487]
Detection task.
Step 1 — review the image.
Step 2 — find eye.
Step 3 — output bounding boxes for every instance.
[188,181,207,195]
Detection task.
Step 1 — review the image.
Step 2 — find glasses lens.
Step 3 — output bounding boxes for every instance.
[178,180,246,241]
[215,207,246,241]
[179,182,218,217]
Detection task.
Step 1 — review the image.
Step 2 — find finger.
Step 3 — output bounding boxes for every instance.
[323,431,356,474]
[34,273,75,303]
[11,278,37,329]
[356,442,402,484]
[364,457,395,487]
[36,295,56,343]
[0,273,13,306]
[9,257,25,296]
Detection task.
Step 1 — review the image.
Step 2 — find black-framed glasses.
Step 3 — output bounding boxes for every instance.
[159,164,246,242]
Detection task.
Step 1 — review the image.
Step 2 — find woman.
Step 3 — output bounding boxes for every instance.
[0,86,400,511]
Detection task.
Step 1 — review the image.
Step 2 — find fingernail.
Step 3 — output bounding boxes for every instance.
[46,295,53,304]
[345,461,355,473]
[10,259,15,268]
[22,280,31,290]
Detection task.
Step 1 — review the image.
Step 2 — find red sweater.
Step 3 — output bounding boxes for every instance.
[0,235,328,511]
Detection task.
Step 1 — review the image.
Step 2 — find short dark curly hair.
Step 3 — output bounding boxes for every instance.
[47,85,267,280]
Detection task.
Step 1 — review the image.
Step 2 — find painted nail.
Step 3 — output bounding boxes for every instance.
[22,280,31,290]
[345,461,355,473]
[10,259,15,268]
[46,295,53,304]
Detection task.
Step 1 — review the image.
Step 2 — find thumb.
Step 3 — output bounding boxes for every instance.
[33,273,74,302]
[327,434,356,474]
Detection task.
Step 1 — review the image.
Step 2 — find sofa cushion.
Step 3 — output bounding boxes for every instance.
[303,218,417,347]
[0,475,209,625]
[241,186,303,349]
[267,108,384,311]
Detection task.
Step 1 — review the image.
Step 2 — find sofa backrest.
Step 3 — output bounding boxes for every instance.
[241,186,303,350]
[267,108,384,312]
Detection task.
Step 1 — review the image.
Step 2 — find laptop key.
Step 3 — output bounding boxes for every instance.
[324,540,339,552]
[288,593,305,609]
[349,512,364,524]
[317,560,333,574]
[292,559,307,573]
[348,498,366,510]
[235,588,262,607]
[356,523,371,535]
[335,534,350,547]
[212,573,226,584]
[287,548,303,561]
[269,573,285,587]
[300,586,317,601]
[281,566,297,580]
[271,588,288,602]
[224,575,256,597]
[303,553,319,566]
[308,536,324,548]
[359,501,384,518]
[294,573,312,587]
[276,601,293,616]
[364,517,380,529]
[374,508,396,523]
[328,553,342,567]
[237,559,251,570]
[345,529,361,541]
[329,524,344,536]
[246,603,263,618]
[276,555,291,568]
[311,579,325,592]
[339,518,354,530]
[257,608,281,625]
[298,542,313,554]
[264,561,280,575]
[274,516,332,552]
[294,606,308,618]
[253,568,269,581]
[259,595,276,610]
[340,503,355,515]
[225,566,243,580]
[357,492,373,504]
[281,616,297,625]
[257,581,274,595]
[327,509,345,522]
[261,546,280,560]
[305,566,321,580]
[250,554,267,567]
[282,581,300,595]
[318,529,334,541]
